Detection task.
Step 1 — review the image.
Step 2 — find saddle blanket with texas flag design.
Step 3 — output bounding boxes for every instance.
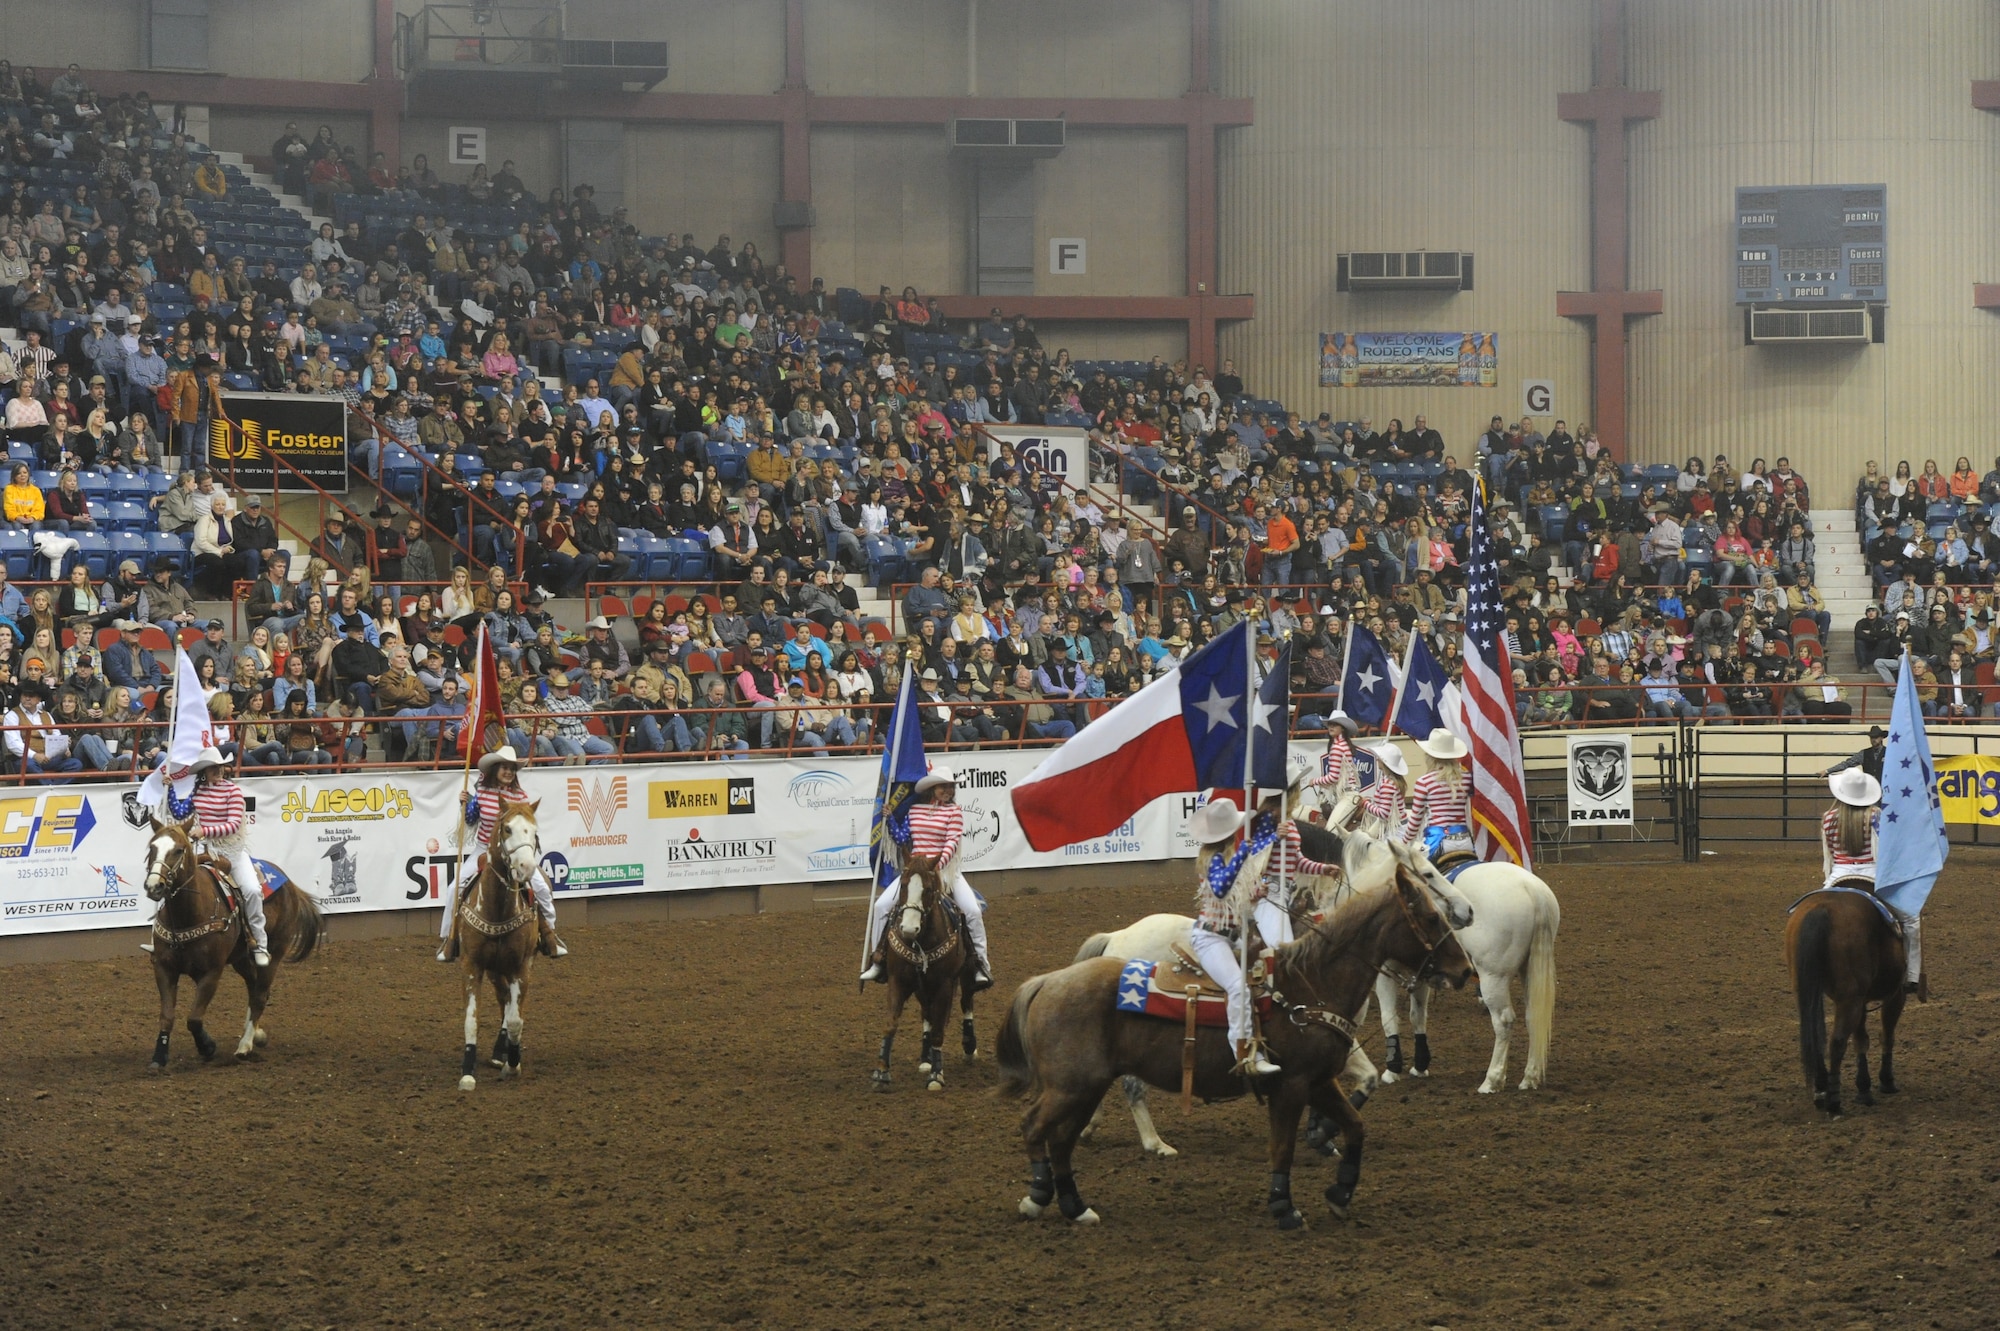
[1114,957,1273,1028]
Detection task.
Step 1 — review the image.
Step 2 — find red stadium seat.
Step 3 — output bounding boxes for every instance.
[1575,619,1600,636]
[600,595,628,620]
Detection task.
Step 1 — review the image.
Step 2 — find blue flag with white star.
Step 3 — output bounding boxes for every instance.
[1876,652,1946,915]
[1178,618,1274,792]
[1341,623,1395,728]
[1251,640,1291,791]
[1391,634,1449,739]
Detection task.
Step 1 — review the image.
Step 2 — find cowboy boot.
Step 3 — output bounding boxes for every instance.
[971,946,994,991]
[1234,1039,1282,1077]
[859,946,886,985]
[538,924,567,958]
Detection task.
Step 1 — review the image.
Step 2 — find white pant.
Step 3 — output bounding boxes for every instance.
[1253,899,1294,948]
[210,843,266,949]
[868,872,989,961]
[1891,908,1923,984]
[1190,926,1252,1047]
[440,853,555,938]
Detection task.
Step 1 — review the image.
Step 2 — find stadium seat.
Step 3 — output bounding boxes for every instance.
[72,533,112,579]
[0,530,30,580]
[146,533,189,575]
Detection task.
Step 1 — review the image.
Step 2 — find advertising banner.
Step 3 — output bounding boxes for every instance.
[213,392,349,493]
[1931,754,2000,825]
[1317,332,1498,388]
[1566,735,1633,825]
[981,426,1090,502]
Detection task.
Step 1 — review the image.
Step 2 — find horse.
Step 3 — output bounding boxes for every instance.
[142,818,322,1071]
[1786,887,1908,1114]
[997,864,1476,1228]
[1072,830,1471,1157]
[1334,799,1561,1093]
[869,855,980,1092]
[453,798,546,1091]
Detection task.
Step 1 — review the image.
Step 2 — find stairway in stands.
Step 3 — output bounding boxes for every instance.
[1813,506,1873,676]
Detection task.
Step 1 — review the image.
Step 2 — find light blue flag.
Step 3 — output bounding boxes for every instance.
[1876,651,1947,915]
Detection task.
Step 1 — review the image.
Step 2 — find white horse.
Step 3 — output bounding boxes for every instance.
[1333,801,1561,1093]
[1073,828,1473,1157]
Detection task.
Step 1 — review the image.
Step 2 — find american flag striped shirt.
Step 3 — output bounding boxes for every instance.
[905,802,964,868]
[472,785,529,846]
[1366,780,1405,830]
[193,780,246,842]
[1822,808,1877,877]
[1401,771,1469,843]
[1312,735,1359,790]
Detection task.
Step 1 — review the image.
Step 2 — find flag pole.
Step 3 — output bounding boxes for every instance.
[447,625,488,949]
[1336,610,1356,732]
[1385,630,1417,741]
[1239,618,1257,1001]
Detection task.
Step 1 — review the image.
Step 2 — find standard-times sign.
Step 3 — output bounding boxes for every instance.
[210,393,349,493]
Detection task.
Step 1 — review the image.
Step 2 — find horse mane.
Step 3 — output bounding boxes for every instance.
[1282,876,1401,979]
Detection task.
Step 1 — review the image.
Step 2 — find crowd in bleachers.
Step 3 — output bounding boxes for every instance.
[1848,456,2000,718]
[0,62,1943,781]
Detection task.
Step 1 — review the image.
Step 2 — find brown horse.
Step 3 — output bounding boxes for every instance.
[455,798,546,1091]
[1786,887,1908,1114]
[870,856,979,1092]
[997,865,1474,1227]
[142,819,322,1071]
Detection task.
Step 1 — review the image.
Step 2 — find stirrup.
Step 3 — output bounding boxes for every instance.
[1234,1040,1281,1078]
[252,947,271,968]
[973,958,994,991]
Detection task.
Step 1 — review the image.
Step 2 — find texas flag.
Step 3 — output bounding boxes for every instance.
[1012,619,1279,851]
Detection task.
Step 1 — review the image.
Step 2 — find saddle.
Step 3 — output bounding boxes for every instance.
[198,854,279,900]
[1432,848,1479,882]
[1113,945,1276,1027]
[1788,880,1898,927]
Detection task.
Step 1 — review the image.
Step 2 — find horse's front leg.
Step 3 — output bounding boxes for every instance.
[1309,1075,1367,1219]
[1374,974,1405,1080]
[496,975,524,1078]
[235,951,270,1060]
[873,976,907,1090]
[1825,997,1863,1115]
[1478,978,1516,1094]
[1264,1076,1312,1230]
[1408,981,1434,1076]
[459,977,480,1091]
[1850,1009,1873,1106]
[186,965,224,1062]
[1878,988,1907,1094]
[150,963,178,1071]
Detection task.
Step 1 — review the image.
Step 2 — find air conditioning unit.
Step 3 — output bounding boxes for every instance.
[949,118,1066,157]
[1337,251,1471,292]
[1747,305,1872,344]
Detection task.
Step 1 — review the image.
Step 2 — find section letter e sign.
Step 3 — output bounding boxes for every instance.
[448,127,486,166]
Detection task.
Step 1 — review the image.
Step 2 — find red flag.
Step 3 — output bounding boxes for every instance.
[458,623,506,759]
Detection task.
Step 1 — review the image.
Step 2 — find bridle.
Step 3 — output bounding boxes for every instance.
[1378,870,1462,993]
[460,812,540,937]
[144,827,241,944]
[887,864,959,970]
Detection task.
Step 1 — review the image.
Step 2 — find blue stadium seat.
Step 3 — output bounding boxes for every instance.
[105,500,150,531]
[671,540,714,581]
[71,533,112,579]
[0,530,30,580]
[146,532,189,575]
[109,531,149,569]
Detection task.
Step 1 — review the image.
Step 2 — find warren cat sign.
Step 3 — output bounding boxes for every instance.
[212,393,349,493]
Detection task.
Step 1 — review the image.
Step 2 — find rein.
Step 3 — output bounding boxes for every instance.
[1378,874,1459,993]
[886,871,959,969]
[460,845,538,937]
[148,839,240,947]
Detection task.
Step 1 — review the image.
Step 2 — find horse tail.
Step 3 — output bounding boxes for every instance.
[1073,933,1110,964]
[266,883,324,964]
[995,973,1047,1099]
[1521,879,1561,1087]
[1793,906,1833,1092]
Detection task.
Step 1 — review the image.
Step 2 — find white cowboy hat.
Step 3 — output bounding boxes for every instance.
[1191,796,1242,845]
[1417,731,1469,762]
[187,746,229,774]
[477,744,523,774]
[1365,742,1408,777]
[1829,769,1881,808]
[914,765,957,795]
[1325,710,1360,735]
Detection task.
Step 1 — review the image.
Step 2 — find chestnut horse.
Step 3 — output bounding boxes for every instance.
[455,798,546,1091]
[997,866,1474,1228]
[142,819,322,1071]
[1786,886,1908,1115]
[870,855,979,1092]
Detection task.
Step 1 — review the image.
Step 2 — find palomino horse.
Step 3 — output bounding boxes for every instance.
[142,819,322,1070]
[1786,886,1908,1114]
[1333,798,1561,1093]
[998,866,1475,1228]
[870,855,979,1092]
[455,798,546,1091]
[1072,831,1471,1158]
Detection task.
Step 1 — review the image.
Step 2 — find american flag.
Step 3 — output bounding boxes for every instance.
[1464,486,1533,870]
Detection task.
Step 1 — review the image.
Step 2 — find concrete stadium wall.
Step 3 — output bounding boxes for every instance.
[1215,0,1598,449]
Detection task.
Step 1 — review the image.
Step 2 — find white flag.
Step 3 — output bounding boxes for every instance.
[137,649,213,814]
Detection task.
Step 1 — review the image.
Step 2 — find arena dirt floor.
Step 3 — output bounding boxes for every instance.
[2,848,1997,1330]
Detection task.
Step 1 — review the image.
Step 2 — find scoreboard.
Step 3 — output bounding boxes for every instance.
[1733,184,1887,305]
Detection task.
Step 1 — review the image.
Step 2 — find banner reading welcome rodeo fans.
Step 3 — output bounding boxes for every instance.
[5,748,1330,936]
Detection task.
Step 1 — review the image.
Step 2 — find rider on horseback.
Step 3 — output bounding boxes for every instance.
[1249,767,1335,947]
[436,746,566,962]
[1309,710,1363,795]
[859,766,993,989]
[1402,731,1474,863]
[1823,769,1924,997]
[1363,742,1408,828]
[188,746,269,968]
[1187,796,1281,1076]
